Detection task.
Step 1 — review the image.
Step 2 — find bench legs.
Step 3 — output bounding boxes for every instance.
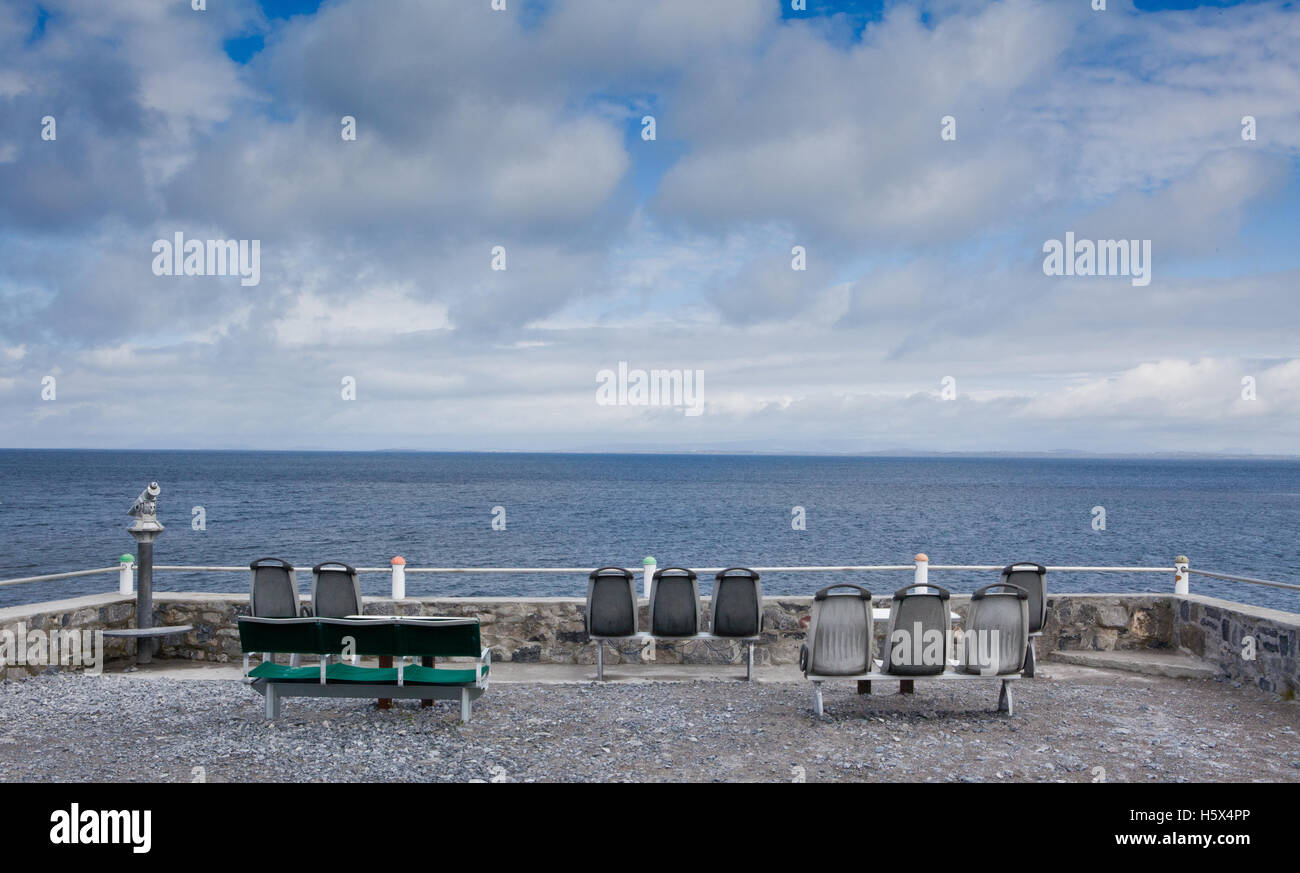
[265,684,281,720]
[422,657,435,707]
[746,643,754,682]
[998,679,1013,716]
[812,682,824,717]
[460,688,472,723]
[596,641,604,681]
[377,655,393,709]
[1024,638,1037,678]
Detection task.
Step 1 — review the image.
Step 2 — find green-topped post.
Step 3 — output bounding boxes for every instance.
[117,554,134,596]
[642,556,656,600]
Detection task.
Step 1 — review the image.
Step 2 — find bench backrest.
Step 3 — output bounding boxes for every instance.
[250,557,301,618]
[805,584,873,676]
[318,618,400,656]
[650,567,700,636]
[396,618,482,657]
[237,616,482,657]
[238,616,325,654]
[586,567,637,637]
[711,568,763,637]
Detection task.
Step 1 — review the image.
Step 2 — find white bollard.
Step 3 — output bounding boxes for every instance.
[1174,555,1189,596]
[391,556,407,601]
[913,553,929,588]
[118,554,134,595]
[642,556,656,600]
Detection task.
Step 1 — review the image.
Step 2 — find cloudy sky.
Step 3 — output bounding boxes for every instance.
[1,0,1297,454]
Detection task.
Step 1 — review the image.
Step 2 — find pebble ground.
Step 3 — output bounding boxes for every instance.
[1,665,1297,782]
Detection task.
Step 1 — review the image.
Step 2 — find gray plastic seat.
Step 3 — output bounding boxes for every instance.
[882,584,951,676]
[1000,562,1046,634]
[312,561,362,618]
[799,584,873,676]
[649,567,701,637]
[959,582,1029,675]
[586,567,637,637]
[249,557,303,617]
[710,567,763,637]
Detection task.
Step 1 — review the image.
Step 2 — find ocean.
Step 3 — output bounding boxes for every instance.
[1,450,1297,611]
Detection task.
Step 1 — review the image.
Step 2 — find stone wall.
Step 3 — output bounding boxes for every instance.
[149,592,1173,667]
[1,590,1294,699]
[1173,594,1298,698]
[0,593,136,680]
[1038,594,1175,654]
[148,594,817,667]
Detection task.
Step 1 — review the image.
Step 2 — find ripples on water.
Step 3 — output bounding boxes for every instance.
[1,450,1296,612]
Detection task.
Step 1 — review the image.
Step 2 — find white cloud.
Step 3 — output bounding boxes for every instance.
[1,0,1298,454]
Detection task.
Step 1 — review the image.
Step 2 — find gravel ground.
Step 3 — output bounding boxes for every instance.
[1,665,1297,782]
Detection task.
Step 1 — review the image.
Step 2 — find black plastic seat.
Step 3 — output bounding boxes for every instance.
[882,584,950,676]
[959,582,1029,675]
[249,558,303,617]
[586,567,637,637]
[711,568,763,637]
[1000,562,1046,634]
[799,584,873,676]
[312,561,362,618]
[650,567,701,637]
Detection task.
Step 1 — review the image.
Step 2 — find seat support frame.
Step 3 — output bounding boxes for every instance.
[591,632,760,682]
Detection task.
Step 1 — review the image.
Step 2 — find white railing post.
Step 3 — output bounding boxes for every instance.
[913,553,929,587]
[642,556,656,600]
[118,554,134,595]
[391,556,406,600]
[1174,555,1189,595]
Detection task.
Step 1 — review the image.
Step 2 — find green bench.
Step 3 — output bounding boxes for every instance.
[237,616,490,722]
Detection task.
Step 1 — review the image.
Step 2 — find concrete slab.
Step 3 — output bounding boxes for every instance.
[108,653,1222,685]
[1047,649,1221,680]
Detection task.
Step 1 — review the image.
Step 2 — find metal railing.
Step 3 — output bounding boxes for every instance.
[1,553,1294,601]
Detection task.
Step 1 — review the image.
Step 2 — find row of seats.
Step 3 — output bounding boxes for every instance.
[586,566,764,639]
[801,563,1048,678]
[249,557,361,618]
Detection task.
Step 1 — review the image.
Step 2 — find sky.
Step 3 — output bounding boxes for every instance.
[0,0,1297,455]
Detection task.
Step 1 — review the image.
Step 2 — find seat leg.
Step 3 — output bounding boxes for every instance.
[998,679,1013,715]
[265,684,280,720]
[596,641,604,681]
[746,643,754,682]
[289,653,301,668]
[813,682,824,717]
[899,680,915,695]
[856,680,872,695]
[460,688,472,723]
[1024,638,1037,678]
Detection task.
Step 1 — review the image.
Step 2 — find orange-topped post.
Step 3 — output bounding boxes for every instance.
[913,553,929,588]
[391,556,406,600]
